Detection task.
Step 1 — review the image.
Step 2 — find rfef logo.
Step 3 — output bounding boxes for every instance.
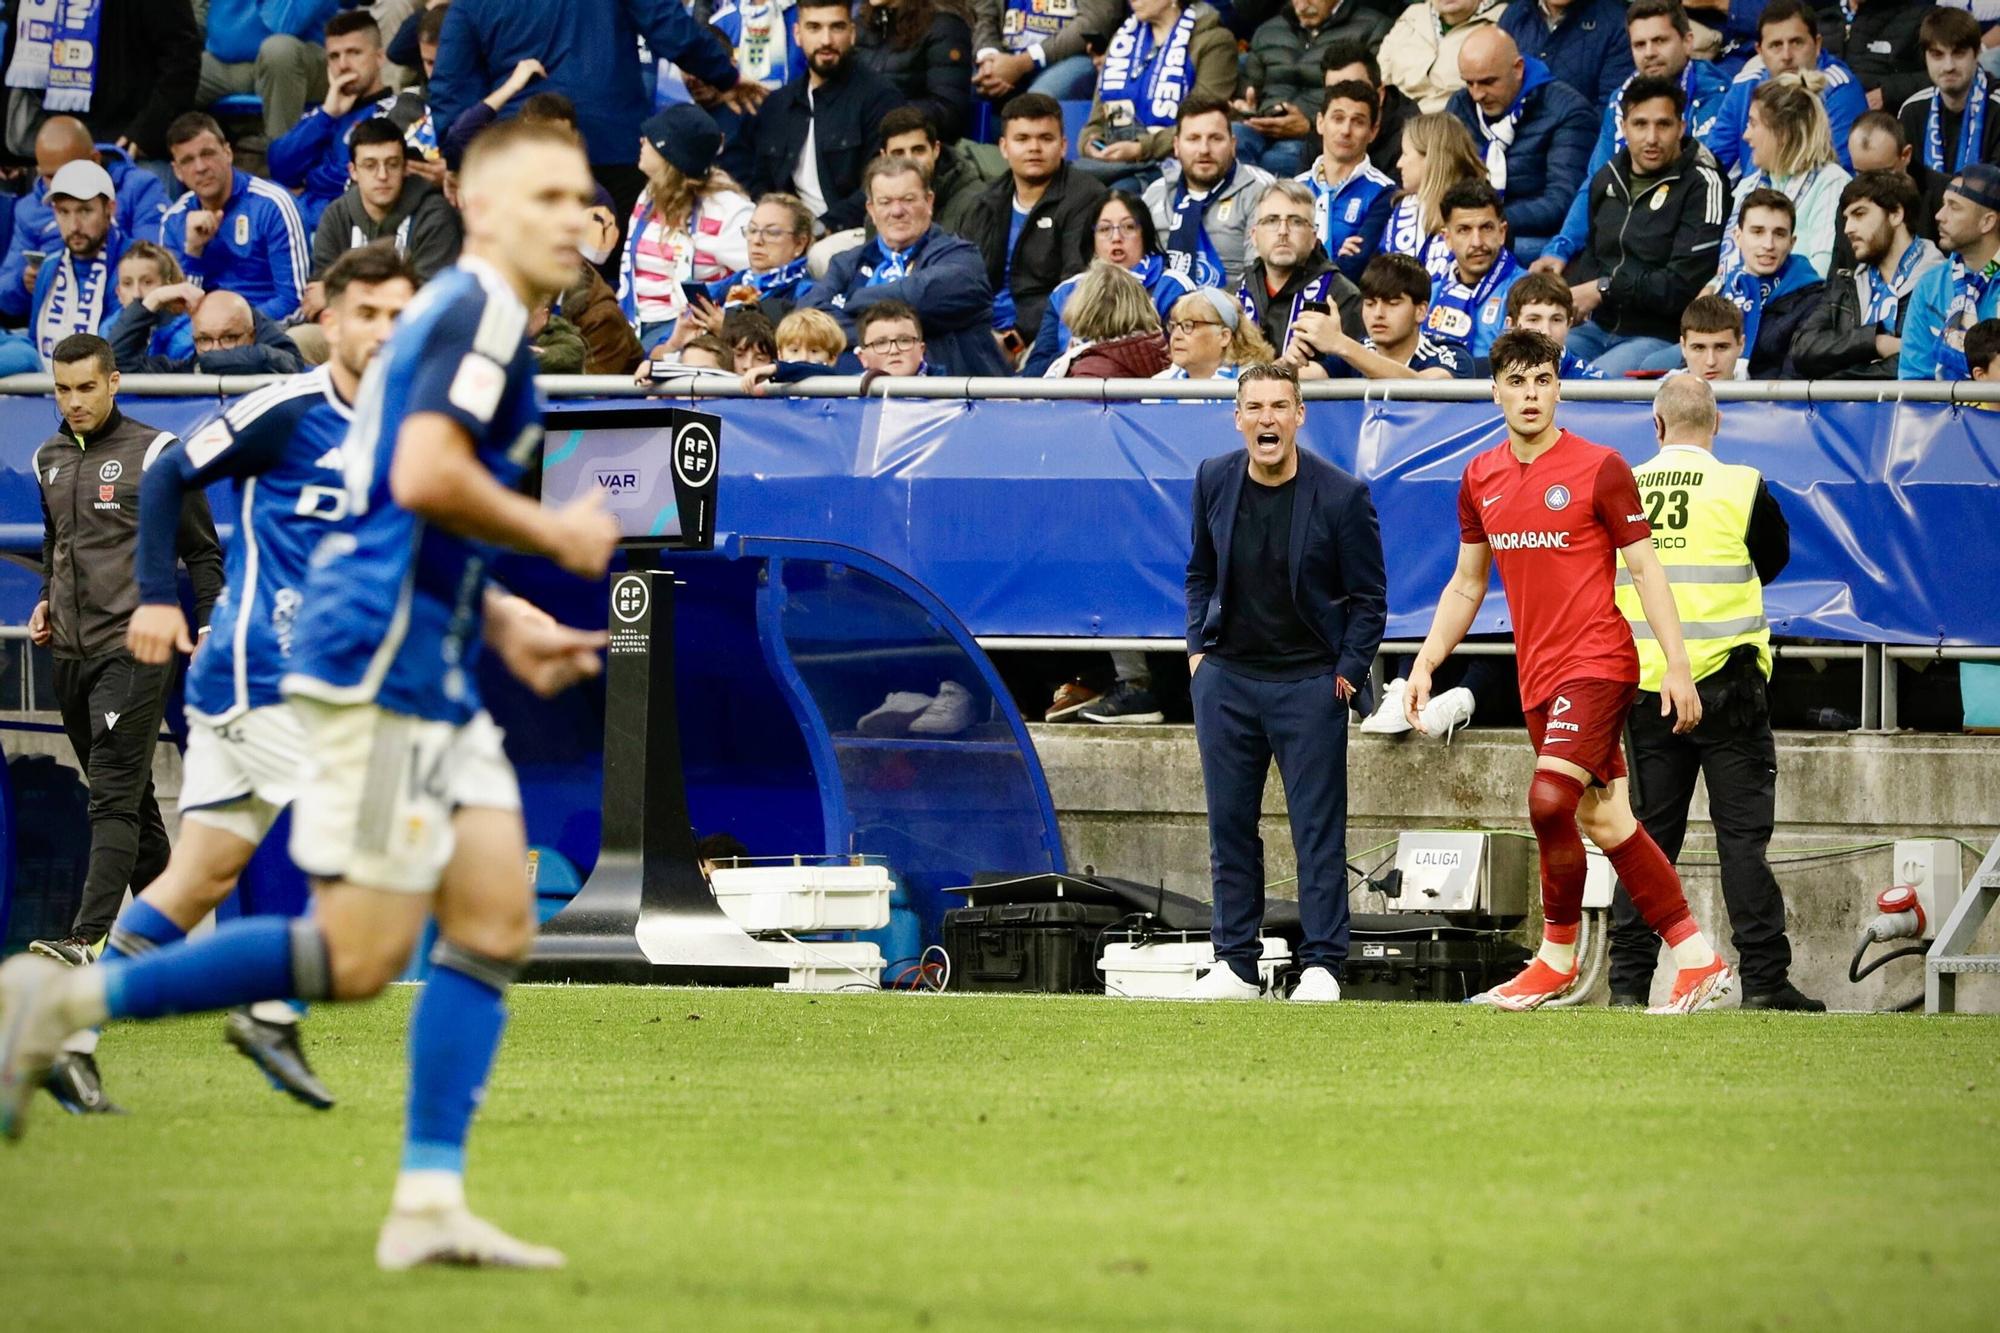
[612,575,649,624]
[674,421,718,489]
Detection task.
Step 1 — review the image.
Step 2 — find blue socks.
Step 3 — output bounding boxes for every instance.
[102,899,189,963]
[104,916,330,1021]
[401,941,516,1177]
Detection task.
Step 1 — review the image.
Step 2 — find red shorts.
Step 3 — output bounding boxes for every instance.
[1522,678,1637,786]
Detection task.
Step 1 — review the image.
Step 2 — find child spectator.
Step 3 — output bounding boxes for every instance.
[620,104,753,351]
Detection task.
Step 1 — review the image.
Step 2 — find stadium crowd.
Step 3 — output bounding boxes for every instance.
[3,0,2000,389]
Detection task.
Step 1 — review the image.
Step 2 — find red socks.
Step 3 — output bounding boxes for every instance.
[1526,770,1588,928]
[1606,826,1695,945]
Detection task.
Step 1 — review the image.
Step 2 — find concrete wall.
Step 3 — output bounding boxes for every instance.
[1031,724,2000,1012]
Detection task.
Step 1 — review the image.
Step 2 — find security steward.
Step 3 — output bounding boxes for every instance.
[26,333,222,1107]
[1607,375,1822,1011]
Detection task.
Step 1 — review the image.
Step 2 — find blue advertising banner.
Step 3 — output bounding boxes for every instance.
[0,392,1993,644]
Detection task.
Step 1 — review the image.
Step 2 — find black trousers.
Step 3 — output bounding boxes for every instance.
[53,653,173,941]
[1609,681,1793,996]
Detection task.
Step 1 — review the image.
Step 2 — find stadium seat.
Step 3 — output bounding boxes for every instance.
[1060,100,1091,159]
[208,92,264,117]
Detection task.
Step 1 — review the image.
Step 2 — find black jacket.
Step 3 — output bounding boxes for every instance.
[0,0,203,159]
[1185,446,1388,709]
[1792,248,1942,379]
[855,6,974,142]
[1368,85,1418,179]
[1240,246,1364,356]
[1839,0,1931,114]
[1567,139,1729,343]
[1754,281,1827,379]
[105,304,305,376]
[751,60,907,233]
[35,407,222,660]
[965,163,1107,338]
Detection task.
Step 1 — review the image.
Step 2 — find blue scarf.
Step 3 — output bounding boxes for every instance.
[1426,248,1522,352]
[1237,259,1345,340]
[1719,252,1818,355]
[1860,238,1928,327]
[712,254,810,305]
[5,0,101,112]
[865,235,924,286]
[1924,72,1989,173]
[1164,167,1229,288]
[1936,255,2000,380]
[1096,6,1198,130]
[35,232,120,366]
[1000,0,1076,54]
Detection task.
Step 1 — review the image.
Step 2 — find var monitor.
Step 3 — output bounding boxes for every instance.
[541,407,721,549]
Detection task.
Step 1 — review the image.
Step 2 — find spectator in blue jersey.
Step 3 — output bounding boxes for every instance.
[1499,0,1635,113]
[1537,0,1732,274]
[750,0,906,233]
[1024,190,1199,374]
[267,10,428,231]
[802,156,1011,376]
[1683,186,1824,376]
[0,117,166,323]
[1422,178,1524,357]
[1231,0,1394,178]
[1499,271,1604,377]
[27,161,130,368]
[1448,27,1596,262]
[970,0,1127,103]
[159,114,311,322]
[1708,0,1866,177]
[106,287,305,375]
[427,0,755,230]
[195,0,337,142]
[1321,40,1421,179]
[1897,10,2000,195]
[1239,176,1364,354]
[1900,164,2000,379]
[1076,0,1239,188]
[1793,168,1942,378]
[307,119,463,291]
[856,0,975,143]
[1289,251,1472,378]
[1296,79,1396,281]
[698,0,810,92]
[1142,96,1275,291]
[968,94,1108,365]
[1548,75,1729,374]
[1725,73,1851,276]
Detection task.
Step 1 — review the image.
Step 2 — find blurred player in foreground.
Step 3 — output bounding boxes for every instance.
[1404,329,1735,1014]
[2,119,621,1270]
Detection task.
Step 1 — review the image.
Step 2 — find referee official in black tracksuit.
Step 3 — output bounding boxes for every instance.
[1606,375,1821,1011]
[27,334,222,967]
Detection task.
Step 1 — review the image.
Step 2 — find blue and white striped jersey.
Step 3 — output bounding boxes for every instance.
[282,257,542,725]
[137,368,355,723]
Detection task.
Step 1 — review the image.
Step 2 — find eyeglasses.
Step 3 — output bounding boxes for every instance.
[745,225,801,240]
[1094,221,1141,237]
[1255,214,1314,231]
[1167,319,1224,335]
[861,335,921,354]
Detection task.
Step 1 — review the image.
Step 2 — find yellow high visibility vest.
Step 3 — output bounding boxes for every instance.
[1614,445,1772,692]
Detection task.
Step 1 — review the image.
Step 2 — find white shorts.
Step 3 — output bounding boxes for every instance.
[179,704,310,844]
[287,700,521,895]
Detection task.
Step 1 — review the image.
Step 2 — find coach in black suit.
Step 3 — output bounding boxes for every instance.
[1184,363,1387,1002]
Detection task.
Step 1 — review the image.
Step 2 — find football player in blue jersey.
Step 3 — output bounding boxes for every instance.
[2,119,619,1272]
[49,244,420,1120]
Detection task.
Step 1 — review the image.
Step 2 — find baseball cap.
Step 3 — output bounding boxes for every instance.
[1948,163,2000,213]
[48,159,115,203]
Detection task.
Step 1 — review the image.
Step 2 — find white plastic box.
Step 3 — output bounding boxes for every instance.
[710,863,892,933]
[1100,935,1293,998]
[765,939,885,992]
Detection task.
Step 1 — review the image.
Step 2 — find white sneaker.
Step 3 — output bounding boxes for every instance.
[1182,963,1262,1000]
[1418,686,1475,741]
[908,681,976,736]
[0,954,75,1141]
[376,1206,568,1271]
[857,690,934,737]
[1359,678,1413,735]
[1289,966,1341,1002]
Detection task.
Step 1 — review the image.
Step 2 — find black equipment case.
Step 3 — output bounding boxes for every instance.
[942,900,1129,993]
[1342,914,1531,1002]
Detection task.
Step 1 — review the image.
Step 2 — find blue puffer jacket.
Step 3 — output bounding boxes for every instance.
[800,226,1010,378]
[1446,60,1599,245]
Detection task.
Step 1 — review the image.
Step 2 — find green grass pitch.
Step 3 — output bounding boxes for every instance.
[5,986,1997,1331]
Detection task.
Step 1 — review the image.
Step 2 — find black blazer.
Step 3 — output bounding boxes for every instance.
[1185,446,1388,710]
[750,62,906,233]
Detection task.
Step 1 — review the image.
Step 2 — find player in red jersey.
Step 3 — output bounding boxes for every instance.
[1405,330,1734,1013]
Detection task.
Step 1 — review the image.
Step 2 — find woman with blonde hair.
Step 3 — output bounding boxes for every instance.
[1047,261,1174,378]
[1729,73,1851,276]
[620,104,754,351]
[1153,288,1275,381]
[1381,113,1487,282]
